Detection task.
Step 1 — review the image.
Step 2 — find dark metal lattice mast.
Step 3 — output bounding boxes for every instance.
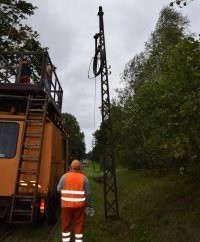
[93,6,119,218]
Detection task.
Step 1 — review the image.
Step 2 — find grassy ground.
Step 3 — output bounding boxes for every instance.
[5,163,200,241]
[51,164,200,242]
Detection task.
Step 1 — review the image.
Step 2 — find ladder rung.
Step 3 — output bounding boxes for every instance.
[13,198,34,204]
[28,113,45,117]
[13,195,34,200]
[26,130,42,133]
[23,147,40,150]
[27,123,43,127]
[29,109,44,112]
[25,134,42,138]
[26,130,42,134]
[20,159,39,163]
[23,148,40,151]
[27,119,44,122]
[24,142,40,145]
[24,143,40,148]
[18,168,38,174]
[8,220,32,224]
[13,196,35,204]
[28,114,46,118]
[29,104,45,108]
[30,98,45,102]
[21,155,39,159]
[12,209,32,215]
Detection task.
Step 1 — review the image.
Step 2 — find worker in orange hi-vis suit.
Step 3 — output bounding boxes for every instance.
[57,159,92,242]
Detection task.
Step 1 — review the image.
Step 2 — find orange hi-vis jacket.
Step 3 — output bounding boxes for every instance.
[61,172,86,208]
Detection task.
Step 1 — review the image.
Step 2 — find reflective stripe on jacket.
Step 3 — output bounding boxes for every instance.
[61,172,86,207]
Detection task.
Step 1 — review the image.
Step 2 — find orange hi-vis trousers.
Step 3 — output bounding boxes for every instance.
[62,206,85,242]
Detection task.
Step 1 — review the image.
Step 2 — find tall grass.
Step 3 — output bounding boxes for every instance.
[83,164,200,242]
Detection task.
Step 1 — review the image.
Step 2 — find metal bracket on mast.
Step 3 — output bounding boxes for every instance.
[93,6,119,218]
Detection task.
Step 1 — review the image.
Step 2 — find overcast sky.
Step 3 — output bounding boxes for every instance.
[27,0,199,152]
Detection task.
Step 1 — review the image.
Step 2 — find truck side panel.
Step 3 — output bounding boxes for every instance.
[0,117,66,198]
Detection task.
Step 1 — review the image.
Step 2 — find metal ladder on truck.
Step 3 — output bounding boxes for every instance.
[8,94,48,224]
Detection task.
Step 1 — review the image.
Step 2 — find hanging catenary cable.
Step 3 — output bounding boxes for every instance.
[88,55,98,152]
[93,76,97,132]
[88,57,96,79]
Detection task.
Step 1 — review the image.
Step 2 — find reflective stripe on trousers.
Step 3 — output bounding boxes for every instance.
[62,207,85,241]
[75,233,83,242]
[62,231,71,242]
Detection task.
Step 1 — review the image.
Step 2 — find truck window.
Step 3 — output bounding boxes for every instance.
[0,122,19,158]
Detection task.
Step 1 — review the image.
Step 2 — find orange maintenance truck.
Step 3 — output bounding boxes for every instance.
[0,51,68,224]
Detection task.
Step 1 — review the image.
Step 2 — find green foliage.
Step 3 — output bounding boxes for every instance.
[121,6,190,92]
[61,112,86,160]
[102,6,200,177]
[129,36,200,171]
[146,6,189,52]
[91,126,104,165]
[0,0,43,51]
